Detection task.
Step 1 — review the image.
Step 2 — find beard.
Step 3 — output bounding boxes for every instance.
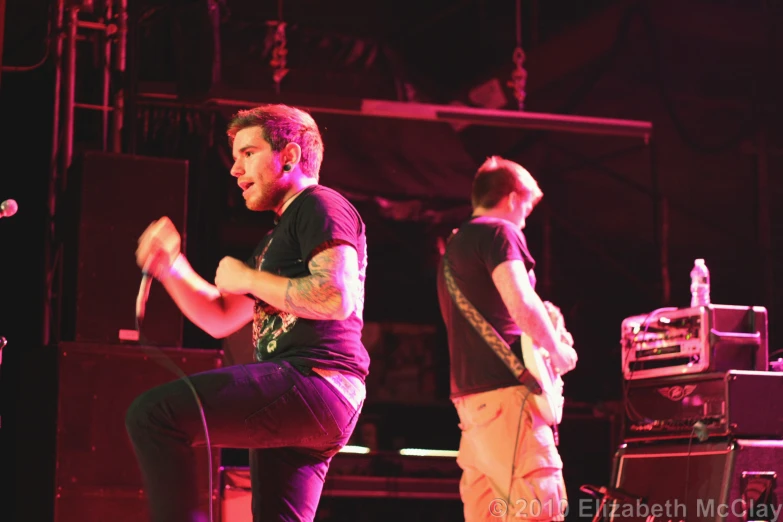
[245,177,289,213]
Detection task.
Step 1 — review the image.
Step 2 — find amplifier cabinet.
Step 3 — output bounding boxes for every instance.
[624,370,783,443]
[54,342,223,522]
[609,439,783,522]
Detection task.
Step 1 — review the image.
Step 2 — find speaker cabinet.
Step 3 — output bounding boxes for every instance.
[70,151,188,347]
[54,342,223,522]
[608,440,783,522]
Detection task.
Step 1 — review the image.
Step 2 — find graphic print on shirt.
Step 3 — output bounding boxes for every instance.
[251,238,298,361]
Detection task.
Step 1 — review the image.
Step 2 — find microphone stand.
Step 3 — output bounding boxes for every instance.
[0,336,6,429]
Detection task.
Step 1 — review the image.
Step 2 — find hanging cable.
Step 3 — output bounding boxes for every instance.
[135,277,215,522]
[507,0,528,110]
[267,0,288,94]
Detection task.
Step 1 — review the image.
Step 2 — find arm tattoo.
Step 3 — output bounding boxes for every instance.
[284,247,347,320]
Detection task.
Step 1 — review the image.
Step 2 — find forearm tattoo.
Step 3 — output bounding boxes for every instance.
[284,247,347,320]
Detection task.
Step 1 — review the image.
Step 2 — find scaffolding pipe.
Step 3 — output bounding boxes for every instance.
[77,19,106,31]
[112,0,127,152]
[62,5,78,175]
[101,0,112,151]
[55,4,80,347]
[43,0,128,345]
[43,0,66,347]
[49,0,64,210]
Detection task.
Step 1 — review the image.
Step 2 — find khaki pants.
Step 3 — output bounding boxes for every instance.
[452,386,567,522]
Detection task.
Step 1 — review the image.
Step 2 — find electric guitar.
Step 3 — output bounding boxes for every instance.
[520,301,569,426]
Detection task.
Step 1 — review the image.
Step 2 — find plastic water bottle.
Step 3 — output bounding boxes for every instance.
[690,258,710,307]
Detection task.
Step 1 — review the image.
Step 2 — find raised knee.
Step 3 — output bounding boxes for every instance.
[124,389,158,436]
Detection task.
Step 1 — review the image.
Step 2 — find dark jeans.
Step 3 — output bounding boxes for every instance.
[125,360,362,522]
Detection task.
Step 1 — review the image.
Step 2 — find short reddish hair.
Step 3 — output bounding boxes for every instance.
[227,104,324,180]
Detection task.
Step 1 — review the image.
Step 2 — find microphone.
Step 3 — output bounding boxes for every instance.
[136,271,153,322]
[0,199,18,218]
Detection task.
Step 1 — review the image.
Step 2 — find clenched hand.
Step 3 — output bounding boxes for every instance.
[215,256,254,295]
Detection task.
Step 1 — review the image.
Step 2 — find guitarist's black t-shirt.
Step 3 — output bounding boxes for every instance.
[437,216,536,398]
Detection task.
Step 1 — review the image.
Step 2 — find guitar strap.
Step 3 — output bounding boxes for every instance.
[441,254,542,396]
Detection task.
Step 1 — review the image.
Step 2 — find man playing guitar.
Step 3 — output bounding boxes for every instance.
[437,156,578,522]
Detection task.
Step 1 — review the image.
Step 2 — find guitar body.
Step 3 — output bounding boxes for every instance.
[521,333,565,426]
[520,301,570,426]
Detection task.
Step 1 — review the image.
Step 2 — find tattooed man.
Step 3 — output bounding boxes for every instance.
[437,156,577,522]
[127,104,368,522]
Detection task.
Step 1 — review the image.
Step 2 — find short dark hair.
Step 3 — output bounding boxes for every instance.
[227,104,324,180]
[471,156,543,209]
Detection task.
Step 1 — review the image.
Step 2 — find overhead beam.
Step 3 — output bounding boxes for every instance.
[137,88,653,141]
[359,100,652,140]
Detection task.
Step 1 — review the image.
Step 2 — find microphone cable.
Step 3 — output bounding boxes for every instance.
[135,272,215,522]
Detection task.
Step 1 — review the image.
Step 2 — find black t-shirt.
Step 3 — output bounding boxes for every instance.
[245,185,370,381]
[436,216,536,398]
